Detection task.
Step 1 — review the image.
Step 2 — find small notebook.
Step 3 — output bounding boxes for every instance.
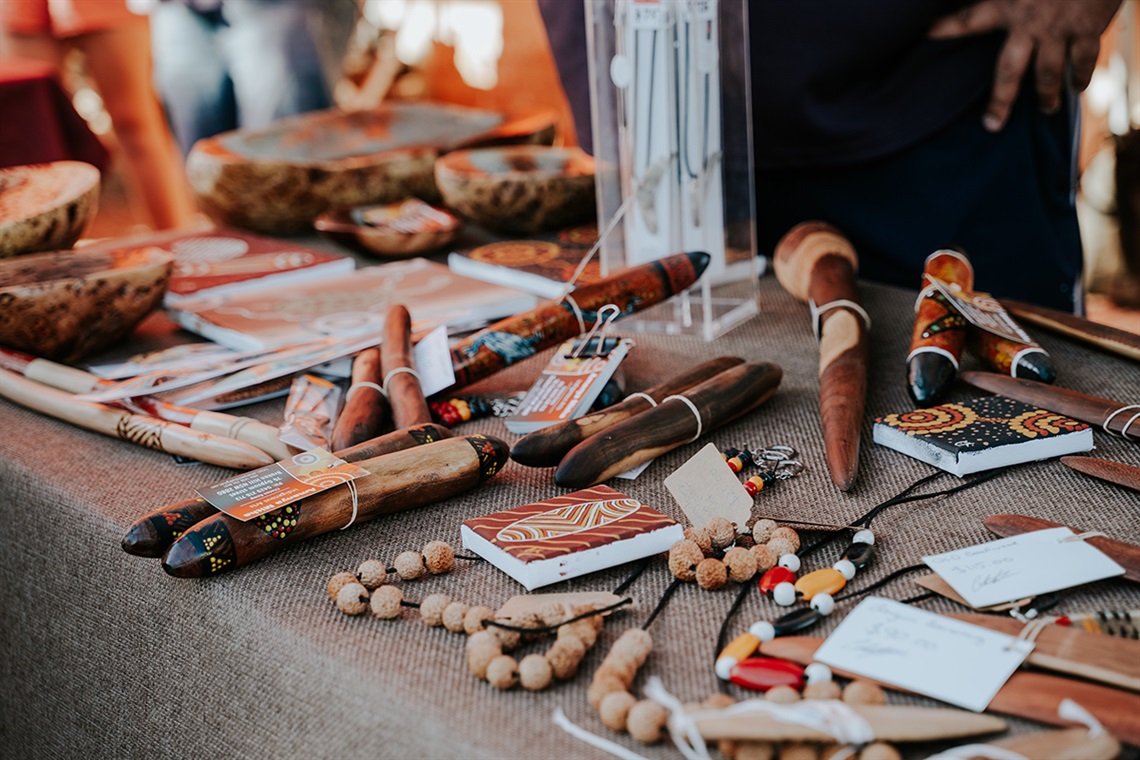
[460,485,683,590]
[447,227,603,299]
[873,395,1093,476]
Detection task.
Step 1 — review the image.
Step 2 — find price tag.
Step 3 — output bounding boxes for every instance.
[814,597,1033,712]
[413,324,456,397]
[923,527,1125,609]
[663,443,751,531]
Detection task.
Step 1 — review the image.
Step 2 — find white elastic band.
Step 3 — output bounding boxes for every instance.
[339,480,360,530]
[662,394,703,442]
[224,416,255,440]
[1102,404,1140,439]
[905,345,960,370]
[345,381,387,400]
[563,294,587,335]
[913,284,937,312]
[551,708,649,760]
[1012,617,1052,647]
[1058,698,1105,737]
[624,392,658,407]
[382,367,421,395]
[925,744,1029,760]
[810,299,872,341]
[1061,531,1109,543]
[1009,347,1046,379]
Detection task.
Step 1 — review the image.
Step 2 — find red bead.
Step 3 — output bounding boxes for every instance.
[758,566,796,594]
[743,481,758,496]
[727,457,743,473]
[728,657,805,692]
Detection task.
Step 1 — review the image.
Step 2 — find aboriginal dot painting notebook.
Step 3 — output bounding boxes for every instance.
[873,395,1093,477]
[460,485,684,590]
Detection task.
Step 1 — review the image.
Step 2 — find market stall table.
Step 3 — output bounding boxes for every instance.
[1,273,1138,758]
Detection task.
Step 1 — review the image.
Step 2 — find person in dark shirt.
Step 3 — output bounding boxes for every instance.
[539,0,1124,311]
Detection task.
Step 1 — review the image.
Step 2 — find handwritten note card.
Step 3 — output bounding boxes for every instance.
[923,527,1125,609]
[814,597,1033,712]
[664,443,752,530]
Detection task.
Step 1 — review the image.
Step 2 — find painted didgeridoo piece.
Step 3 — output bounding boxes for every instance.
[161,433,507,578]
[984,512,1140,583]
[554,361,782,488]
[773,222,867,491]
[0,347,295,461]
[382,304,432,429]
[510,356,745,467]
[970,326,1057,383]
[330,347,389,451]
[906,249,973,404]
[759,636,1140,746]
[1061,455,1140,493]
[0,366,273,470]
[447,251,710,390]
[1001,298,1140,363]
[122,422,452,557]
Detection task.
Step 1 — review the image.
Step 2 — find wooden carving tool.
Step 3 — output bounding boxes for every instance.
[960,371,1140,438]
[1061,455,1140,493]
[122,422,452,557]
[984,513,1140,583]
[773,221,867,491]
[0,366,273,470]
[0,346,295,461]
[935,727,1120,760]
[946,612,1140,692]
[509,356,745,467]
[693,703,1006,742]
[161,434,508,578]
[758,636,1140,745]
[553,360,782,488]
[448,251,710,390]
[330,347,389,451]
[382,304,432,429]
[1001,297,1140,362]
[907,249,973,405]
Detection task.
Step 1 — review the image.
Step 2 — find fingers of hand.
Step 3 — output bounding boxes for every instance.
[985,34,1034,131]
[1033,38,1067,113]
[929,0,1007,38]
[1067,36,1101,92]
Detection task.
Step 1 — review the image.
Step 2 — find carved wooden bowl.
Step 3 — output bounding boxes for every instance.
[434,146,596,234]
[314,199,461,258]
[0,246,174,362]
[0,161,100,258]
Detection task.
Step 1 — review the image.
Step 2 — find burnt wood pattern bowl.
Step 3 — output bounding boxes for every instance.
[0,161,100,258]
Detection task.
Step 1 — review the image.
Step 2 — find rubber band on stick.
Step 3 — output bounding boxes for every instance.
[382,367,421,395]
[662,394,703,442]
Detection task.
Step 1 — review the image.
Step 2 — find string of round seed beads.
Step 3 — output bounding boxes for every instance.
[668,516,772,591]
[326,540,458,618]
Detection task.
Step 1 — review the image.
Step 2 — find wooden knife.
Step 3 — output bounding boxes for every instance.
[958,372,1139,438]
[984,513,1140,583]
[1061,456,1140,493]
[1000,298,1140,363]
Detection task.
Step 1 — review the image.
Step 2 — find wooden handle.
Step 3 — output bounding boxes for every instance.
[1001,298,1140,363]
[382,305,432,429]
[907,249,973,404]
[330,347,390,451]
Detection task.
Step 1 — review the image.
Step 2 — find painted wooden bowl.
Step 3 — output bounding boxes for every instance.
[0,246,173,362]
[186,104,553,234]
[0,161,100,258]
[434,146,595,234]
[314,199,461,258]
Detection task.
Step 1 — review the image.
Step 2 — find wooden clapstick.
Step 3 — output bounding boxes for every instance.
[382,304,432,429]
[759,636,1140,746]
[330,347,389,451]
[971,328,1057,384]
[1001,297,1140,363]
[121,422,453,557]
[694,704,1006,742]
[510,356,745,467]
[983,512,1140,583]
[979,728,1120,760]
[1061,455,1140,493]
[554,361,782,488]
[773,222,867,491]
[161,434,508,577]
[907,249,973,404]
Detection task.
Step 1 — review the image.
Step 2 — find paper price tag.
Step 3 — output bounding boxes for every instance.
[663,443,751,530]
[413,324,456,397]
[614,459,653,480]
[814,597,1033,712]
[923,527,1125,609]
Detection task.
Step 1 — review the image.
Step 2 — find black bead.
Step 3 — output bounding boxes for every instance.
[773,607,822,636]
[842,541,875,568]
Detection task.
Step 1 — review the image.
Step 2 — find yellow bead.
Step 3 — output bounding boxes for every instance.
[748,476,765,491]
[454,399,472,421]
[793,568,847,600]
[715,632,760,679]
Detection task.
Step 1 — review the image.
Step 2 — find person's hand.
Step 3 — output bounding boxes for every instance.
[929,0,1123,131]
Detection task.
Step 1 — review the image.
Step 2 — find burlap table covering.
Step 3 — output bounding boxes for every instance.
[2,274,1138,759]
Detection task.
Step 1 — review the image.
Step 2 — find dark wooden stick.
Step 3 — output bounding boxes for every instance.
[984,512,1140,583]
[121,423,453,557]
[161,434,508,578]
[330,347,389,451]
[1060,455,1140,493]
[907,250,973,404]
[447,251,710,391]
[383,304,432,429]
[1001,298,1140,362]
[970,328,1056,384]
[773,222,867,491]
[554,361,782,488]
[510,356,745,467]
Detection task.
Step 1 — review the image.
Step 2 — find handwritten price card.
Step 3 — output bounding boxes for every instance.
[922,527,1125,608]
[814,597,1033,711]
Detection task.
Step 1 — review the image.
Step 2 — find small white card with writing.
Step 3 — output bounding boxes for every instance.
[663,443,751,530]
[814,597,1033,712]
[614,459,653,480]
[922,527,1125,609]
[413,325,455,397]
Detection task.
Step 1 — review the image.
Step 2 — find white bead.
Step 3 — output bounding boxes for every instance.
[748,621,776,642]
[715,657,736,680]
[804,663,833,685]
[810,592,835,616]
[833,559,857,580]
[853,529,875,546]
[777,554,801,572]
[773,582,797,607]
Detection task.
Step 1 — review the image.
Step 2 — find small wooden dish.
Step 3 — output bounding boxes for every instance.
[314,199,461,258]
[0,161,100,258]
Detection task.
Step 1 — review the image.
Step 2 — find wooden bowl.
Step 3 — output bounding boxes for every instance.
[434,146,596,234]
[314,199,461,258]
[0,246,174,362]
[0,161,100,258]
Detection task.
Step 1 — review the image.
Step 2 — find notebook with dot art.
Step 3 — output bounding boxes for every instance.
[460,485,684,590]
[873,395,1093,476]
